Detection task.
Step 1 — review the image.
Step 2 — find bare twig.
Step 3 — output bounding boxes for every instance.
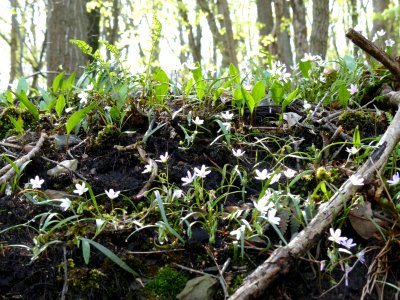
[346,28,400,81]
[0,131,48,185]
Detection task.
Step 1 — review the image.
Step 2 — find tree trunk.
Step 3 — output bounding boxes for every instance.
[371,0,389,39]
[197,0,236,69]
[9,0,19,84]
[275,0,293,67]
[216,0,238,68]
[290,0,308,62]
[177,0,202,64]
[310,0,330,59]
[349,0,359,57]
[256,0,274,56]
[47,0,90,86]
[86,4,101,61]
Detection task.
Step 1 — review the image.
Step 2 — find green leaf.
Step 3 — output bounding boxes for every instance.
[184,78,194,96]
[82,238,91,265]
[282,87,299,113]
[270,81,284,104]
[152,68,169,104]
[233,87,243,109]
[17,90,39,120]
[55,94,65,117]
[66,102,95,134]
[191,64,205,100]
[338,85,351,106]
[241,86,255,114]
[81,238,139,277]
[8,115,24,135]
[52,72,65,94]
[116,84,128,110]
[229,63,240,84]
[251,81,265,106]
[299,60,312,78]
[99,40,120,58]
[17,78,28,94]
[70,40,93,56]
[343,54,356,71]
[353,125,360,148]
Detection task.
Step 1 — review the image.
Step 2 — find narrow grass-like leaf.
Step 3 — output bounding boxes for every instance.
[80,238,139,277]
[82,238,91,264]
[55,94,65,117]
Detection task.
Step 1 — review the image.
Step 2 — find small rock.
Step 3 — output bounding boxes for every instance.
[176,275,218,300]
[49,134,81,148]
[47,159,78,176]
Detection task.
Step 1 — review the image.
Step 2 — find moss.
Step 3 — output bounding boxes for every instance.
[95,124,121,146]
[0,106,35,139]
[144,266,188,299]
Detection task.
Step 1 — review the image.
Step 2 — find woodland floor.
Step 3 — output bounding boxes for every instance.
[0,98,399,300]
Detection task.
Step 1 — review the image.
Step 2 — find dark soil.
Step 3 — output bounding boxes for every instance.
[0,103,398,299]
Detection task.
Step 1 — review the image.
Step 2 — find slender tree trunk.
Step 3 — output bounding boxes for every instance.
[177,0,202,64]
[216,0,238,68]
[371,0,389,39]
[47,0,90,86]
[310,0,330,59]
[350,0,359,57]
[86,3,100,61]
[275,0,293,67]
[256,0,274,56]
[9,0,19,84]
[290,0,308,62]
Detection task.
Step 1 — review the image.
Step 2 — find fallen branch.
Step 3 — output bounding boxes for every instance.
[229,92,400,299]
[0,131,48,186]
[346,28,400,81]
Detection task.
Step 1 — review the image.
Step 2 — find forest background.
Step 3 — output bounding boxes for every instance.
[0,0,398,91]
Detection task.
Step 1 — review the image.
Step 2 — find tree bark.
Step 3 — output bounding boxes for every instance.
[9,0,19,84]
[196,0,237,69]
[216,0,238,68]
[47,0,90,86]
[290,0,308,62]
[177,0,202,64]
[310,0,330,59]
[256,0,274,56]
[275,0,293,67]
[371,0,389,39]
[86,3,100,61]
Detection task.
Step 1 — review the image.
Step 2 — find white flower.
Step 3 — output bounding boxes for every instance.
[349,174,364,186]
[104,106,111,112]
[283,168,296,179]
[253,190,274,215]
[105,189,120,199]
[319,74,326,83]
[340,238,356,249]
[220,111,234,121]
[377,29,386,37]
[96,218,105,228]
[30,176,44,189]
[172,189,184,199]
[347,84,358,95]
[142,163,153,174]
[303,100,312,110]
[356,249,366,264]
[156,152,169,163]
[86,83,94,91]
[230,225,245,240]
[73,182,88,195]
[59,198,71,211]
[301,53,315,62]
[346,146,359,155]
[267,209,281,225]
[255,169,270,180]
[387,172,400,186]
[65,107,75,113]
[328,228,348,244]
[222,122,232,131]
[232,148,245,157]
[192,116,204,126]
[78,91,89,105]
[385,39,395,47]
[181,170,195,185]
[194,165,211,178]
[269,173,281,185]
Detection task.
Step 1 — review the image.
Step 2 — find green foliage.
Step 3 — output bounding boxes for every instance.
[66,102,96,135]
[145,266,188,298]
